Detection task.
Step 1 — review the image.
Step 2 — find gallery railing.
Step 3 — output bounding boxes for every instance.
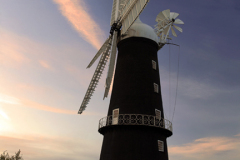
[98,114,172,132]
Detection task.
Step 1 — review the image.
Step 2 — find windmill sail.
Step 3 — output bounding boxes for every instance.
[173,25,183,32]
[170,12,179,20]
[104,31,118,99]
[121,0,149,35]
[174,19,184,24]
[110,0,118,26]
[87,36,112,68]
[78,38,112,114]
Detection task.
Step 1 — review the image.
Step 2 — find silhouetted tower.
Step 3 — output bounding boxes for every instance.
[78,1,184,160]
[98,18,172,160]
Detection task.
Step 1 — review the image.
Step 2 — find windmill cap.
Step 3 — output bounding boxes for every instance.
[121,17,159,43]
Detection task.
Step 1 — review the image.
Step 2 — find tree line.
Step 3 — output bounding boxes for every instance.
[0,150,23,160]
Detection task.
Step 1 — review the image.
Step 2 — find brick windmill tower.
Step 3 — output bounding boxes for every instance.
[78,1,184,160]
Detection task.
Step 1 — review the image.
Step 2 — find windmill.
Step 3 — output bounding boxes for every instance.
[78,1,184,160]
[155,9,184,49]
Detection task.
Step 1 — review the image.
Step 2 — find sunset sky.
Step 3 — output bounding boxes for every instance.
[0,0,240,160]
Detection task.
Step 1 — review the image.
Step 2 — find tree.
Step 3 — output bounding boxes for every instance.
[0,150,23,160]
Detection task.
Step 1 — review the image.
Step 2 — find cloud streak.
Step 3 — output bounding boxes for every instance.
[53,0,104,49]
[21,98,102,116]
[39,60,54,70]
[0,93,101,116]
[169,134,240,160]
[0,93,21,105]
[0,29,31,68]
[0,28,54,70]
[21,99,76,115]
[0,109,10,120]
[0,93,75,115]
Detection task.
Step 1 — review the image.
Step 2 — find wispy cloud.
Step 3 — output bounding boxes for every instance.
[0,93,75,115]
[21,99,76,115]
[0,93,100,116]
[0,93,20,105]
[21,98,102,116]
[0,29,31,67]
[0,109,10,120]
[53,0,104,50]
[0,106,14,133]
[169,134,240,160]
[39,60,54,70]
[0,28,53,70]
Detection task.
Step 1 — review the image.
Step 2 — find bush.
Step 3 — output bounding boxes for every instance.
[0,150,23,160]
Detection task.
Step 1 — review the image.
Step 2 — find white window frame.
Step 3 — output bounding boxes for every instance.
[152,60,157,70]
[158,140,164,152]
[155,109,161,120]
[154,83,159,93]
[112,108,119,125]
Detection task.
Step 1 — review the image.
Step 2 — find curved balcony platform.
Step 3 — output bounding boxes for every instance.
[98,114,172,137]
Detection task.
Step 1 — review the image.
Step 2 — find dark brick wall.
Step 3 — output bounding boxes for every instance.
[107,37,164,117]
[99,37,170,160]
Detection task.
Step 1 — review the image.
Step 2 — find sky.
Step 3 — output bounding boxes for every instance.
[0,0,240,159]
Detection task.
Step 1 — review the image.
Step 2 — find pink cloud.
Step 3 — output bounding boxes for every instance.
[20,99,101,116]
[21,99,102,116]
[0,28,53,70]
[0,92,75,115]
[53,0,104,50]
[21,99,76,115]
[39,60,54,70]
[0,29,31,67]
[0,91,101,116]
[169,135,240,159]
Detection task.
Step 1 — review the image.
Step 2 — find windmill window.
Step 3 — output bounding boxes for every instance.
[152,60,157,70]
[158,140,164,152]
[112,108,119,125]
[113,109,119,118]
[154,83,159,93]
[155,109,161,119]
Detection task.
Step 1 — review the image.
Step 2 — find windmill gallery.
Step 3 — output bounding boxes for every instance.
[78,0,184,159]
